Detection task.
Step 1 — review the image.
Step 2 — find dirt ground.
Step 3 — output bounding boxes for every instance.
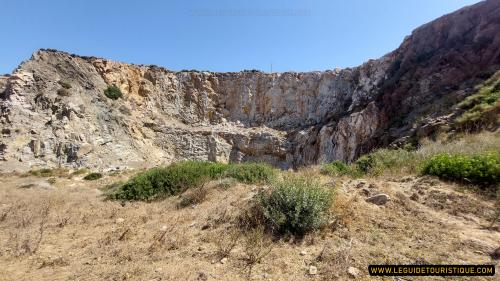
[0,171,498,281]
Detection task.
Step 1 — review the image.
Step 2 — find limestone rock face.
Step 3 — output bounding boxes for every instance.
[0,0,499,171]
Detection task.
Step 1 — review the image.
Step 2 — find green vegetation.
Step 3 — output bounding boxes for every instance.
[321,149,421,178]
[112,161,276,201]
[257,176,333,236]
[317,132,500,186]
[320,160,349,176]
[353,148,420,176]
[83,172,103,181]
[456,71,500,130]
[112,130,499,204]
[28,168,68,177]
[422,153,499,185]
[112,161,226,201]
[225,163,276,184]
[104,85,123,100]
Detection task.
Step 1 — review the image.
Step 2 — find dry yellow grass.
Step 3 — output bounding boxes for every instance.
[417,131,500,158]
[0,168,498,280]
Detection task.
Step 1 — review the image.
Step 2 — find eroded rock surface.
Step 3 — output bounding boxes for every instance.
[0,0,499,171]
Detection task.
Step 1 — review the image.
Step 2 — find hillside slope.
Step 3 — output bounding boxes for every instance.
[0,0,499,171]
[0,149,498,280]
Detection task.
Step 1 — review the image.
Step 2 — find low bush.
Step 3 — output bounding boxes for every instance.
[112,161,279,201]
[112,161,229,201]
[29,168,57,177]
[177,187,208,208]
[258,176,333,236]
[28,168,68,177]
[354,154,375,174]
[225,163,276,184]
[83,172,103,181]
[215,177,238,189]
[493,81,500,93]
[204,162,230,179]
[104,85,123,100]
[242,226,273,276]
[353,148,421,176]
[70,168,89,177]
[57,88,71,96]
[320,160,349,176]
[422,153,500,185]
[456,71,500,131]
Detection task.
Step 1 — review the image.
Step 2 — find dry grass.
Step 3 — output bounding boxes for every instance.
[322,131,500,179]
[242,226,273,278]
[213,227,241,259]
[418,131,500,158]
[0,161,499,280]
[177,186,209,208]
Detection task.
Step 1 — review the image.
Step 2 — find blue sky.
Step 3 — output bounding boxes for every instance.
[0,0,482,74]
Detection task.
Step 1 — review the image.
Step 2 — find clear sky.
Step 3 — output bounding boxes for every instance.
[0,0,482,74]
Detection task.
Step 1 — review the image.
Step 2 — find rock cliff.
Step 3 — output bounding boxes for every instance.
[1,0,499,171]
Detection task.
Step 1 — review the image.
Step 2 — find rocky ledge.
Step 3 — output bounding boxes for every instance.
[0,0,499,171]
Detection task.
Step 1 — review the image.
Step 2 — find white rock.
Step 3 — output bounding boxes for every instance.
[220,257,228,264]
[347,266,360,277]
[115,218,125,223]
[300,250,307,256]
[309,265,318,275]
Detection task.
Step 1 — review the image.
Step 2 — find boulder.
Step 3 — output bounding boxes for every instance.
[366,194,391,205]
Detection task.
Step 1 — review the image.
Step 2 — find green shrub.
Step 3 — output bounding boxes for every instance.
[29,168,57,177]
[355,154,375,174]
[226,163,276,184]
[112,161,279,201]
[104,85,123,100]
[422,153,500,185]
[320,160,349,176]
[112,161,229,201]
[353,149,421,176]
[493,81,500,93]
[28,168,68,177]
[354,154,375,173]
[204,162,230,179]
[83,172,103,181]
[258,176,333,236]
[456,71,500,130]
